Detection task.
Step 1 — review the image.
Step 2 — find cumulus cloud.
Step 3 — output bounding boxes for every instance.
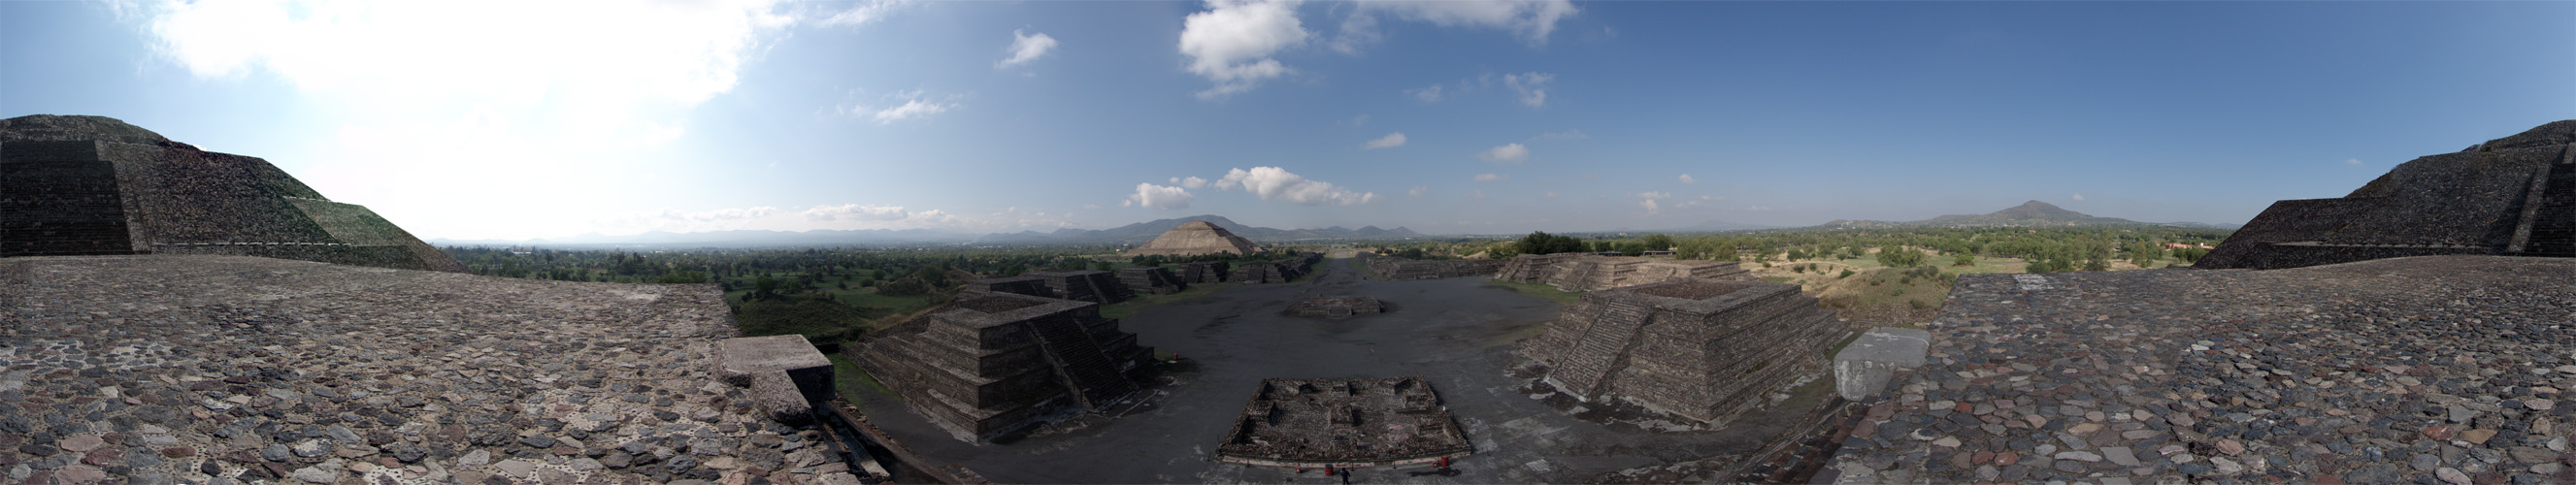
[2346,158,2362,165]
[841,89,959,124]
[801,204,909,221]
[1214,166,1380,206]
[996,29,1059,68]
[1473,173,1506,182]
[1638,191,1671,214]
[2071,193,2086,202]
[1478,143,1529,163]
[1408,185,1428,198]
[1405,83,1444,103]
[1170,176,1210,189]
[1356,0,1577,45]
[1178,0,1309,99]
[1364,132,1407,149]
[1503,72,1552,108]
[1128,182,1196,210]
[1678,174,1697,184]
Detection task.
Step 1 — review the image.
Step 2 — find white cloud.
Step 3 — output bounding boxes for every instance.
[1327,11,1382,54]
[1677,174,1697,184]
[1544,191,1559,199]
[2071,193,2086,202]
[1470,189,1486,199]
[1356,0,1577,45]
[1638,191,1670,214]
[1364,132,1408,149]
[841,89,959,124]
[1083,204,1103,210]
[996,29,1059,68]
[1170,176,1210,189]
[2345,158,2362,165]
[820,0,914,26]
[1129,182,1197,210]
[1745,205,1775,210]
[1178,0,1309,99]
[1473,173,1506,182]
[1477,143,1529,163]
[1503,72,1552,108]
[1408,185,1428,198]
[142,0,809,240]
[801,204,909,221]
[1406,83,1444,103]
[1214,166,1380,206]
[1674,195,1720,209]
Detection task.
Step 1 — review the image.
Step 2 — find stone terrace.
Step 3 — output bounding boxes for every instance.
[1828,255,2576,484]
[0,255,865,485]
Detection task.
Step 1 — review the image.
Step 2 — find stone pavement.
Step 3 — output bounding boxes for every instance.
[1828,255,2576,484]
[1,255,866,485]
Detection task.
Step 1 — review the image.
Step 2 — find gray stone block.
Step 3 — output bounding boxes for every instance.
[717,335,834,423]
[1834,328,1931,401]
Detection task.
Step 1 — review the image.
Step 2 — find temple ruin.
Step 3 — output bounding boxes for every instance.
[2198,119,2576,269]
[1286,297,1385,317]
[1525,278,1840,426]
[1493,253,1751,292]
[1116,265,1187,295]
[1176,261,1230,283]
[966,271,1135,305]
[1,114,462,272]
[1124,220,1265,257]
[848,290,1153,442]
[1367,257,1504,280]
[1214,377,1472,468]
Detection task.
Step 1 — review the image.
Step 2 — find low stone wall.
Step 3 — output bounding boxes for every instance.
[1366,257,1503,280]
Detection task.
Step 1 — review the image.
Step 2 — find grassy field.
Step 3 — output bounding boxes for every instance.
[827,353,895,403]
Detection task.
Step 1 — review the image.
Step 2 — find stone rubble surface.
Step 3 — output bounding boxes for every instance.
[1,255,865,485]
[1831,255,2576,484]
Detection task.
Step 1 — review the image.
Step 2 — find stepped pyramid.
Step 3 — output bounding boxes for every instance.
[1123,220,1264,257]
[849,290,1151,442]
[2199,119,2576,269]
[1,114,462,272]
[1525,279,1839,427]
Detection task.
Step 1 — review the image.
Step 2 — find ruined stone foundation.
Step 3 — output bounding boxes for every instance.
[1214,377,1471,468]
[1526,278,1840,427]
[1117,265,1187,295]
[850,291,1152,442]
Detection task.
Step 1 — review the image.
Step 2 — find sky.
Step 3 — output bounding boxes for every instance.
[3,0,2570,241]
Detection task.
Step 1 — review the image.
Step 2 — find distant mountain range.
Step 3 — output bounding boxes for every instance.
[1817,201,2241,230]
[971,214,1421,244]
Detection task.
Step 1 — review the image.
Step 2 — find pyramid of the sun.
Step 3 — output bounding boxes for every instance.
[1123,220,1265,257]
[2197,119,2576,269]
[1,114,464,272]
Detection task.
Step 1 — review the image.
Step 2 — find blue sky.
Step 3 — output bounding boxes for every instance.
[4,0,2569,240]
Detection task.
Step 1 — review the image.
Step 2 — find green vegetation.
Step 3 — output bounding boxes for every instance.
[1818,266,1957,313]
[828,353,895,403]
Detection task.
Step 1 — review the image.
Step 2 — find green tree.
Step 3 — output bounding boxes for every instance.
[1953,253,1975,267]
[1640,234,1676,252]
[1875,245,1926,268]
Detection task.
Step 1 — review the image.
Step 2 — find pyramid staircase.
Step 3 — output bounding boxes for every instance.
[1546,298,1657,399]
[1021,315,1139,412]
[2520,153,2576,257]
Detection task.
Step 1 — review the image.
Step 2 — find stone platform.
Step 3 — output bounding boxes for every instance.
[1213,377,1470,468]
[0,255,865,485]
[1827,255,2576,484]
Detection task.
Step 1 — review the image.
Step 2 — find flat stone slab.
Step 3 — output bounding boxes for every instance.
[719,335,831,376]
[1833,327,1931,400]
[1828,255,2576,484]
[0,255,865,485]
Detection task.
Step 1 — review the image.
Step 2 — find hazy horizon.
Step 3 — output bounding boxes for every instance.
[5,0,2569,241]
